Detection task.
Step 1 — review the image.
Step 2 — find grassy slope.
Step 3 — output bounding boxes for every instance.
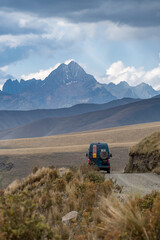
[130,131,160,155]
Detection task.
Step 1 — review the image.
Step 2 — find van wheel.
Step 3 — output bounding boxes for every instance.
[107,169,110,174]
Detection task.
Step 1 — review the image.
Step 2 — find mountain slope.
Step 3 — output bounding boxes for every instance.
[0,98,139,131]
[0,98,159,139]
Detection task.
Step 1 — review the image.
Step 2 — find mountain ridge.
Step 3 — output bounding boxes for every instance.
[0,97,160,140]
[1,61,159,110]
[0,97,139,131]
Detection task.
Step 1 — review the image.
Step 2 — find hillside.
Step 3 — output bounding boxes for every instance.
[125,131,160,174]
[0,98,139,131]
[1,165,160,240]
[0,97,160,140]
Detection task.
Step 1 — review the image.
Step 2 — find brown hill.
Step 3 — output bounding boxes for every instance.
[125,131,160,174]
[0,97,160,140]
[0,98,138,131]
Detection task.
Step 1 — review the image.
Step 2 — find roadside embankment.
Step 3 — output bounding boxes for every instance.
[124,131,160,174]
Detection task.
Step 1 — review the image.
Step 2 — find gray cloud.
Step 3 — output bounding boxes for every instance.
[0,46,33,67]
[0,0,160,27]
[0,0,159,74]
[0,11,47,35]
[0,69,14,88]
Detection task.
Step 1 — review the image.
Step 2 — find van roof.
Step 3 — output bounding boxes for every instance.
[90,142,108,145]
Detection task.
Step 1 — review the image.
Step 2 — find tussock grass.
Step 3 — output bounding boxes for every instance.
[130,131,160,156]
[98,191,160,240]
[0,165,160,239]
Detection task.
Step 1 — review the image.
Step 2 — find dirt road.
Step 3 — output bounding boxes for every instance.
[105,172,160,195]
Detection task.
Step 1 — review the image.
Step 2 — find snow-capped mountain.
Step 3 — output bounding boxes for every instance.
[1,61,115,110]
[1,61,159,110]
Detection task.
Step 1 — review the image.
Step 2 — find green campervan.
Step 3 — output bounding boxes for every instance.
[86,142,112,173]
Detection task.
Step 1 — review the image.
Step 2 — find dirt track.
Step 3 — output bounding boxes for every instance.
[105,172,160,195]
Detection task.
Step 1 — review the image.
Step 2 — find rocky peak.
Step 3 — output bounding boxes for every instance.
[44,61,87,86]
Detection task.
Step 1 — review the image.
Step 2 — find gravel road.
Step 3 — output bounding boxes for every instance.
[105,172,160,196]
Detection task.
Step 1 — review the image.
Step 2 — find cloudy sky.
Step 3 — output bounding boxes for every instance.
[0,0,160,89]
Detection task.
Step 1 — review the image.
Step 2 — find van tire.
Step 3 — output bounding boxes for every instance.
[107,169,110,174]
[100,151,108,160]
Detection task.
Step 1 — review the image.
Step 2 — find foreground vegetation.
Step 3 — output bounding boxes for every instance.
[0,165,159,239]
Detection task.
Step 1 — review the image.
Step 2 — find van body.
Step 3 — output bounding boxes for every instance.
[86,142,112,173]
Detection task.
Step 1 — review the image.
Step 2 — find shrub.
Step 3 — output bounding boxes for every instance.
[2,165,159,240]
[0,194,53,240]
[86,171,105,183]
[65,171,74,183]
[55,179,66,192]
[32,165,39,174]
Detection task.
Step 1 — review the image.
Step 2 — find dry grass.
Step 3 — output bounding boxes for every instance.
[1,165,117,239]
[0,121,160,150]
[130,131,160,156]
[0,165,160,240]
[96,191,160,240]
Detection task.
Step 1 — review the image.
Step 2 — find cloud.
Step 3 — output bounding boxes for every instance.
[0,0,160,27]
[99,61,160,90]
[0,65,8,72]
[0,1,159,77]
[0,3,159,68]
[64,59,75,65]
[0,11,98,66]
[0,65,14,90]
[21,59,79,80]
[21,63,61,80]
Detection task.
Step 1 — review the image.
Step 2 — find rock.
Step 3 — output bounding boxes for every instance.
[62,211,78,222]
[59,167,69,177]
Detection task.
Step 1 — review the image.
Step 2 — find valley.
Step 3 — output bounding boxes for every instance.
[0,121,160,189]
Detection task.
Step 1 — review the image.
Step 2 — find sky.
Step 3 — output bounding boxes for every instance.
[0,0,160,90]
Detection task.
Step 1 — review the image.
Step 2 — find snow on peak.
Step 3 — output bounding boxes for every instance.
[65,59,75,65]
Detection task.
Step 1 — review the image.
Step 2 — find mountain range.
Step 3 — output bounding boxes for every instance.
[0,97,160,140]
[0,61,159,110]
[0,97,139,131]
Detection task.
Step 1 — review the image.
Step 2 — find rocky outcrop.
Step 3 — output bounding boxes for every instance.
[124,132,160,174]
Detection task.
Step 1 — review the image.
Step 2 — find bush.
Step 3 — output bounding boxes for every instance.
[32,165,39,174]
[65,171,74,183]
[86,171,105,183]
[0,194,53,240]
